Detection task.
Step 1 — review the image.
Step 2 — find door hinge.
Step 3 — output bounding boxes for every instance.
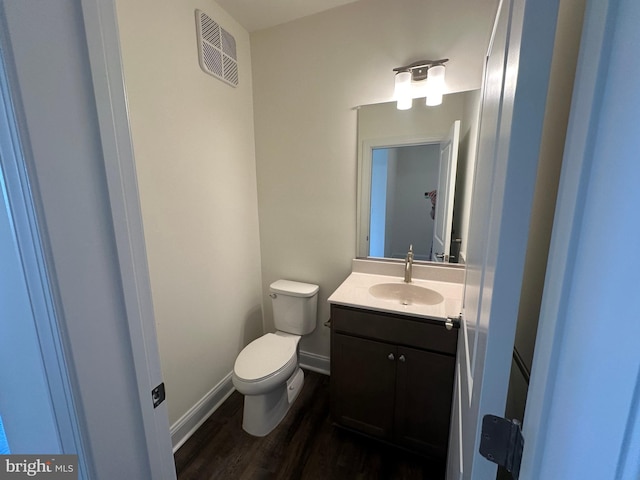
[152,382,166,408]
[479,414,524,479]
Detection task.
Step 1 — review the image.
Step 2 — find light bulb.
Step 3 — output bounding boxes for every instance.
[426,64,446,106]
[394,71,413,110]
[426,92,443,106]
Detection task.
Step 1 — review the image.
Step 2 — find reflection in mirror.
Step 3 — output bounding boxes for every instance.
[357,90,481,264]
[369,143,441,260]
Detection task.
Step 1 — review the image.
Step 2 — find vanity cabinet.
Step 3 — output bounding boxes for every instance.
[330,304,458,459]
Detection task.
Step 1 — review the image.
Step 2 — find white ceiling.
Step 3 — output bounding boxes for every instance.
[215,0,360,32]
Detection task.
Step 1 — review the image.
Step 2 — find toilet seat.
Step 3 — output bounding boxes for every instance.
[234,333,298,383]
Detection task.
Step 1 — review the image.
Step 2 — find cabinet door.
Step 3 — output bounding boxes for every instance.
[393,346,456,457]
[330,333,396,439]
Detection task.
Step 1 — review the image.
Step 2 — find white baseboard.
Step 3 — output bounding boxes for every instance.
[299,350,330,375]
[170,372,235,453]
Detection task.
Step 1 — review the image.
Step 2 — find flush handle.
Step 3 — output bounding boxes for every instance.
[269,293,277,299]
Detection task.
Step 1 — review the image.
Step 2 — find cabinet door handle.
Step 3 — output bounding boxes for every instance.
[388,353,395,361]
[398,354,406,362]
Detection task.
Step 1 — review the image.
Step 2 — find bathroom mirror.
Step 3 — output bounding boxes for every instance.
[356,89,481,264]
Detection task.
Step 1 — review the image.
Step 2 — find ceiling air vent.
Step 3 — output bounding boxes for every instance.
[195,9,238,87]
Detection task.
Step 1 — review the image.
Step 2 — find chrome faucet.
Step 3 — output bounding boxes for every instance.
[404,244,414,283]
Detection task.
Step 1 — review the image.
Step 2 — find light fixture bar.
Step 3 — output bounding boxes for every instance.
[393,59,448,77]
[392,59,448,109]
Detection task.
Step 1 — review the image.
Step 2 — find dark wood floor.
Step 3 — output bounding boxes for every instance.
[174,370,445,479]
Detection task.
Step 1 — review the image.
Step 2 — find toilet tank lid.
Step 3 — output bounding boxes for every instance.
[270,279,319,297]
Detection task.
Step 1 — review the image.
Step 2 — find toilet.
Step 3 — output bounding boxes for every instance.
[232,279,319,436]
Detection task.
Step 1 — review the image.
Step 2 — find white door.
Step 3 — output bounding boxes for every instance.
[432,120,460,262]
[448,0,561,478]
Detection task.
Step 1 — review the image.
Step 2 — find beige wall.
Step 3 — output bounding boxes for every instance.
[252,0,496,358]
[115,0,263,425]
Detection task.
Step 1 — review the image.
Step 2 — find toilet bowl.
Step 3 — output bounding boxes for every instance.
[232,280,318,437]
[232,332,304,436]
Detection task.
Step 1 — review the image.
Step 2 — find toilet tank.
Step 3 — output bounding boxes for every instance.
[270,280,319,335]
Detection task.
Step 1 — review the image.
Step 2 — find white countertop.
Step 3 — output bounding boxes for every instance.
[327,271,463,321]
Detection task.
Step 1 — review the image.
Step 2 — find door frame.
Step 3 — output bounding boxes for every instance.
[432,120,460,262]
[79,1,176,478]
[451,0,563,477]
[522,0,640,476]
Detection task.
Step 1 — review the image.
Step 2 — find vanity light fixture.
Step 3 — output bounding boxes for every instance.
[393,59,448,109]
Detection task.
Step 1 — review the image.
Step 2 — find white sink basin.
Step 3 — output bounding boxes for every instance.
[368,283,444,306]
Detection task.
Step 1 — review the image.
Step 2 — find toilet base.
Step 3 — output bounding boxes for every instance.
[241,368,304,437]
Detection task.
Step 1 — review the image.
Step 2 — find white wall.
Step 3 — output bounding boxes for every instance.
[252,0,495,357]
[114,0,263,426]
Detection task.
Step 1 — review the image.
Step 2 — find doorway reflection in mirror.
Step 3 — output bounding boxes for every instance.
[369,143,441,261]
